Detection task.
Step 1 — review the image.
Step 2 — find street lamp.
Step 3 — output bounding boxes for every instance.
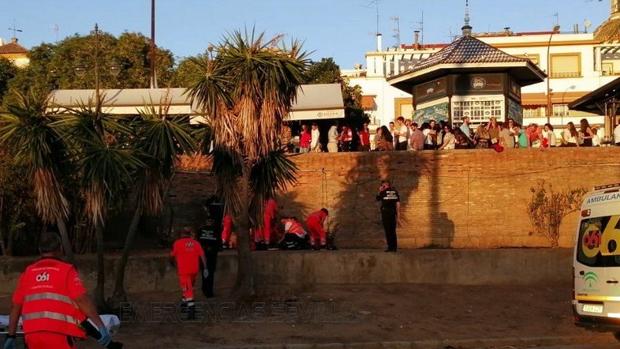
[545,25,561,124]
[73,24,120,93]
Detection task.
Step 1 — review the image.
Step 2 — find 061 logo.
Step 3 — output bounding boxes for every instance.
[35,272,50,282]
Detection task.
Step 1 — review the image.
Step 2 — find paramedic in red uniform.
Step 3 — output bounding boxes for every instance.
[254,197,278,250]
[279,217,309,250]
[3,232,111,349]
[305,208,329,250]
[170,228,207,319]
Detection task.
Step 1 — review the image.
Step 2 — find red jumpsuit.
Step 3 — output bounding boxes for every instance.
[12,258,87,349]
[221,214,233,245]
[171,237,205,301]
[305,210,328,246]
[254,198,278,244]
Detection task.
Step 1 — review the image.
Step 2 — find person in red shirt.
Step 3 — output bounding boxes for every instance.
[305,208,329,250]
[358,123,371,151]
[170,228,207,319]
[4,232,111,349]
[299,124,311,153]
[254,197,279,250]
[339,126,353,152]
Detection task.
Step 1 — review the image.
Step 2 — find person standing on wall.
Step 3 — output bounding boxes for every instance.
[198,197,224,298]
[394,116,409,151]
[376,180,401,252]
[3,232,112,349]
[327,124,339,152]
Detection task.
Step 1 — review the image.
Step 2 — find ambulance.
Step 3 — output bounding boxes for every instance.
[573,183,620,339]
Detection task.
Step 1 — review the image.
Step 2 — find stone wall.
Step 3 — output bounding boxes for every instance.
[170,148,620,249]
[0,249,572,295]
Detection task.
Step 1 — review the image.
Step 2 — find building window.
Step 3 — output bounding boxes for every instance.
[552,104,569,117]
[550,53,581,78]
[602,62,615,76]
[452,99,503,124]
[515,54,540,66]
[523,107,545,118]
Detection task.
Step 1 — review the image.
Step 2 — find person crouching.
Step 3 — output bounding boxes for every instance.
[305,208,329,250]
[170,228,207,320]
[279,217,309,250]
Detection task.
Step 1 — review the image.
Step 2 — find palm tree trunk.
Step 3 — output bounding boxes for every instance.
[111,206,142,305]
[94,222,107,310]
[233,166,255,298]
[56,217,74,263]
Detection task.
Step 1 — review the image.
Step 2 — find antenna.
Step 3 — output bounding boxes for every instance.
[366,0,382,35]
[584,19,592,33]
[391,16,401,47]
[8,20,22,39]
[553,12,560,26]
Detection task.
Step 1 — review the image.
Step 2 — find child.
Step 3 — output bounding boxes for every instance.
[170,227,207,319]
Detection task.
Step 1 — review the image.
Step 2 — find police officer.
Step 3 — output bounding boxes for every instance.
[376,180,401,252]
[198,196,224,298]
[3,232,112,349]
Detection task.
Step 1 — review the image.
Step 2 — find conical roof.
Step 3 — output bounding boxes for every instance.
[388,35,546,92]
[407,35,529,73]
[595,0,620,42]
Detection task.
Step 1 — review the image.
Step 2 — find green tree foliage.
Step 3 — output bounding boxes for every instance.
[174,54,210,87]
[6,31,175,97]
[0,58,18,103]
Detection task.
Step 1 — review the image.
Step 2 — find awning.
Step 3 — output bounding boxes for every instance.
[48,83,345,121]
[286,83,345,121]
[569,77,620,114]
[521,91,589,106]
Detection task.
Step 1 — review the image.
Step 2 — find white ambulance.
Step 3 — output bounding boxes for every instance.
[573,183,620,338]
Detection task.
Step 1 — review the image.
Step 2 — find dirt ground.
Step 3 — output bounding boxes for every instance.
[0,283,615,348]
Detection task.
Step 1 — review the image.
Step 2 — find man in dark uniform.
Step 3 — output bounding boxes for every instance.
[376,180,401,252]
[197,197,224,298]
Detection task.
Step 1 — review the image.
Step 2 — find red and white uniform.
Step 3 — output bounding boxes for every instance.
[170,237,205,300]
[254,198,278,244]
[221,214,233,245]
[305,210,328,246]
[282,219,307,238]
[12,257,87,349]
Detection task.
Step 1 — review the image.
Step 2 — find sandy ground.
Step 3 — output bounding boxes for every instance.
[1,284,615,348]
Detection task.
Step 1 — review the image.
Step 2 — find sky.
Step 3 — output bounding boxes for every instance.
[0,0,612,69]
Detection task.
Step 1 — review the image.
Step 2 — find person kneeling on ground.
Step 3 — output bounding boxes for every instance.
[170,228,207,320]
[278,217,310,250]
[305,208,330,250]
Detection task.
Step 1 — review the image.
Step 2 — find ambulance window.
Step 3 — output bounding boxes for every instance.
[577,216,620,267]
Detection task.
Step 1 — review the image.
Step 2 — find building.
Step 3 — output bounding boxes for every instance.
[387,20,545,127]
[0,37,29,68]
[343,0,620,134]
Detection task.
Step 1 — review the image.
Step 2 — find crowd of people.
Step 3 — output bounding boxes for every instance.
[286,117,619,153]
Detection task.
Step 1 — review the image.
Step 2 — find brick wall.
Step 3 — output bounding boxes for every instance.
[170,147,620,248]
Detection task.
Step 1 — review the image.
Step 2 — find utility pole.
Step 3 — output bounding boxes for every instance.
[150,0,158,89]
[94,24,101,116]
[391,16,401,48]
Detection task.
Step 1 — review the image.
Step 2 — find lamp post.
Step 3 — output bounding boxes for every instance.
[74,24,120,107]
[545,25,561,124]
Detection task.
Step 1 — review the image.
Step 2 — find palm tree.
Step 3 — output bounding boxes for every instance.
[110,100,196,305]
[54,97,143,309]
[0,90,75,261]
[188,30,309,296]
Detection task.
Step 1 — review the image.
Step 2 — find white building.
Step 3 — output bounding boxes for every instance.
[343,0,620,133]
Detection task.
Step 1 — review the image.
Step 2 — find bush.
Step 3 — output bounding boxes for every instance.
[527,180,586,247]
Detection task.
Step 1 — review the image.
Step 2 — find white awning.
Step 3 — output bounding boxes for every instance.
[48,84,345,121]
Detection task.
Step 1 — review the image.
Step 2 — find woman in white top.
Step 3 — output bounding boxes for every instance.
[562,122,580,147]
[439,125,456,150]
[543,123,557,147]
